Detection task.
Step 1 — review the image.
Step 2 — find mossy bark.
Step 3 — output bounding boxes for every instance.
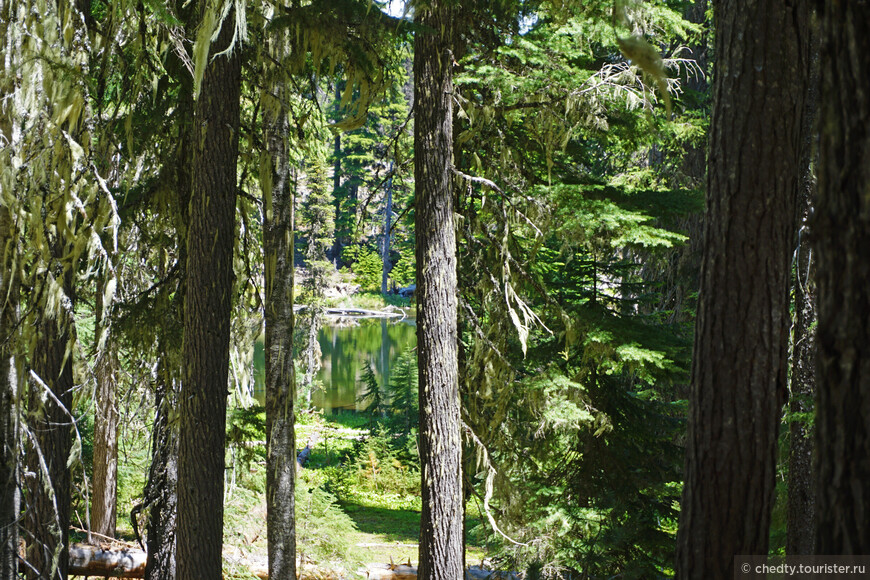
[263,29,297,580]
[176,6,241,578]
[0,204,19,580]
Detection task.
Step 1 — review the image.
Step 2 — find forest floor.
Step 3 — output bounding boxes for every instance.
[78,406,489,580]
[218,412,492,579]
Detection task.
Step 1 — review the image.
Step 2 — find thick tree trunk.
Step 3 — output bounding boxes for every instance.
[92,280,119,539]
[25,268,75,580]
[813,1,870,555]
[786,14,819,556]
[0,205,19,580]
[176,7,241,579]
[414,3,464,579]
[675,0,808,577]
[263,34,297,580]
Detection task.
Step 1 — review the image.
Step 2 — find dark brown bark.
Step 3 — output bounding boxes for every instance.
[0,204,19,580]
[142,87,192,580]
[25,266,75,580]
[676,0,808,577]
[813,1,870,555]
[786,12,819,556]
[142,42,194,579]
[143,348,179,580]
[263,37,297,580]
[176,8,241,579]
[92,279,118,539]
[414,2,463,578]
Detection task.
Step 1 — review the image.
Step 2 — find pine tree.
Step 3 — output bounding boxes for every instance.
[299,158,335,409]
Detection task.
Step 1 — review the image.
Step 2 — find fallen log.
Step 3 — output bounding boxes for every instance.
[68,543,146,578]
[364,564,518,579]
[294,305,405,318]
[365,564,418,579]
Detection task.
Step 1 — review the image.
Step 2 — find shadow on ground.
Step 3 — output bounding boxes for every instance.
[340,501,420,543]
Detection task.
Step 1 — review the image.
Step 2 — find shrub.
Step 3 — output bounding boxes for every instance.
[296,470,359,563]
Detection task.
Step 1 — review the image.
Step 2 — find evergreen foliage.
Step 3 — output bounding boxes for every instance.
[357,360,385,425]
[450,2,700,576]
[352,246,385,292]
[5,0,844,577]
[298,158,336,408]
[302,157,337,301]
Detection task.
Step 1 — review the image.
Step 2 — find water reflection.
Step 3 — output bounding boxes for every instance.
[253,317,417,413]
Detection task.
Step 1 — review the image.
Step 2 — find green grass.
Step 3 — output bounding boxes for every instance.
[218,410,492,575]
[339,490,488,566]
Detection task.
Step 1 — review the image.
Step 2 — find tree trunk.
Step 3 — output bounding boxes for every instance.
[176,6,241,579]
[787,201,816,556]
[25,265,75,580]
[414,2,464,578]
[676,0,808,577]
[143,349,179,580]
[382,163,393,295]
[667,0,707,329]
[263,30,297,580]
[331,82,344,263]
[786,13,819,556]
[0,204,19,580]
[142,78,193,580]
[0,18,18,580]
[92,278,119,539]
[813,1,870,555]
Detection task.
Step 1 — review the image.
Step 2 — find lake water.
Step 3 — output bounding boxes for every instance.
[253,317,417,413]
